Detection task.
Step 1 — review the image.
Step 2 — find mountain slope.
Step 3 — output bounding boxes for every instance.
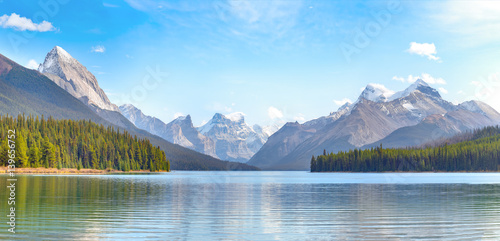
[363,102,500,150]
[251,80,499,170]
[38,46,118,111]
[0,53,258,171]
[312,125,500,172]
[36,46,138,130]
[0,53,107,122]
[247,105,351,169]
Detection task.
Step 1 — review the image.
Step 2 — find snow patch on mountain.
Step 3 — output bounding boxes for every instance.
[360,83,395,102]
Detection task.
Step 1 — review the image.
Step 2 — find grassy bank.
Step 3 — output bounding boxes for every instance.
[0,167,166,175]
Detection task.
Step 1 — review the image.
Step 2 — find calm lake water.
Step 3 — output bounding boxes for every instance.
[2,171,500,240]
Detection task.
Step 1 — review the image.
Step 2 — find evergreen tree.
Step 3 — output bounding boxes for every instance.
[15,132,29,167]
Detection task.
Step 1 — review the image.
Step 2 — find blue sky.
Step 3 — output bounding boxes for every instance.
[1,0,500,127]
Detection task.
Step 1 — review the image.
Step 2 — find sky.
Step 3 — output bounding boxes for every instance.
[1,0,500,127]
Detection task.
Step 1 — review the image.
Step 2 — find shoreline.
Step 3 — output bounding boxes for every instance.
[0,167,167,175]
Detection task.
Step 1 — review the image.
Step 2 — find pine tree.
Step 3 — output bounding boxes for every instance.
[16,132,29,167]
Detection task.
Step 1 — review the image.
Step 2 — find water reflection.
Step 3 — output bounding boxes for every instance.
[1,172,500,240]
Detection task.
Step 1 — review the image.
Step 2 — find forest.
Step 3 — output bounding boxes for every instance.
[0,114,170,172]
[311,126,500,172]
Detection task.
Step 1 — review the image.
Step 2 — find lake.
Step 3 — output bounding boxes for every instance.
[2,171,500,240]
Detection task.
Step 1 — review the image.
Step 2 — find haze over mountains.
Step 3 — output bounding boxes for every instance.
[248,80,500,170]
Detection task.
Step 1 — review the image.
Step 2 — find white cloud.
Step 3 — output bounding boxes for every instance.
[467,73,500,112]
[173,112,185,119]
[406,42,440,61]
[91,45,106,53]
[293,113,305,122]
[25,59,38,69]
[208,102,233,113]
[268,106,283,119]
[228,1,302,25]
[392,73,446,85]
[103,2,119,8]
[0,13,56,32]
[438,87,448,94]
[429,1,500,46]
[222,0,303,41]
[333,98,352,106]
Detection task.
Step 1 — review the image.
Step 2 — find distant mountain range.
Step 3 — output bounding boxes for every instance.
[119,105,279,162]
[0,47,258,171]
[248,79,500,170]
[3,46,498,172]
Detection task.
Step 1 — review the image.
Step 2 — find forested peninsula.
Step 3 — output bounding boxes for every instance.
[311,126,500,172]
[0,115,170,172]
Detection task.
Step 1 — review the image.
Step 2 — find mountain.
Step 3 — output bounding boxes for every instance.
[38,46,119,112]
[37,46,137,130]
[250,79,500,170]
[120,105,279,162]
[312,125,500,172]
[0,53,109,123]
[363,100,500,149]
[0,51,258,171]
[197,112,275,162]
[247,104,351,169]
[119,104,217,158]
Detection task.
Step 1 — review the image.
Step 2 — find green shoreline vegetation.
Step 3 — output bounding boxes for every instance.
[311,126,500,172]
[0,115,170,172]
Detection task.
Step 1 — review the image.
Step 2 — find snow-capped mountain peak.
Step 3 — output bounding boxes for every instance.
[195,112,279,162]
[356,79,440,104]
[390,79,440,101]
[38,46,119,112]
[38,46,77,73]
[458,100,500,120]
[337,101,352,112]
[172,115,193,125]
[359,83,395,102]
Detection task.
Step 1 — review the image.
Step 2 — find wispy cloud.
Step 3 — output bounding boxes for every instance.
[406,42,440,61]
[469,73,500,112]
[103,2,120,8]
[333,98,352,106]
[293,113,305,122]
[438,87,448,94]
[268,106,283,119]
[428,1,500,46]
[0,13,56,32]
[223,1,303,39]
[91,45,106,53]
[25,59,39,69]
[173,112,185,119]
[393,73,446,85]
[207,102,233,113]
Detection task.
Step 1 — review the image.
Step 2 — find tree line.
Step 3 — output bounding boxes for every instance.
[311,126,500,172]
[0,114,170,172]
